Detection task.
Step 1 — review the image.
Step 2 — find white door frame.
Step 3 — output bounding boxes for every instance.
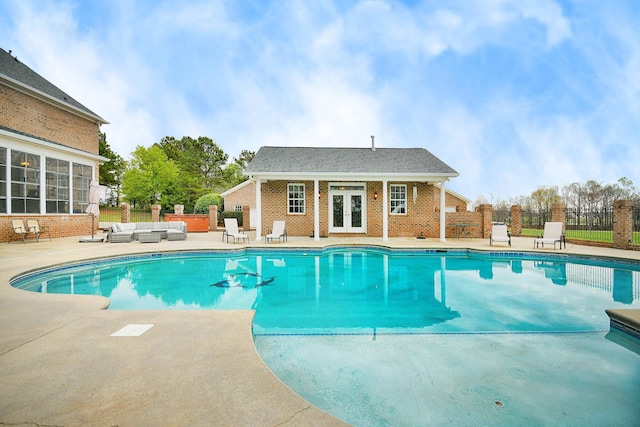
[328,182,367,233]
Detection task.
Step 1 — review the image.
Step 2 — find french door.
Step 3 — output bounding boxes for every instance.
[329,184,366,233]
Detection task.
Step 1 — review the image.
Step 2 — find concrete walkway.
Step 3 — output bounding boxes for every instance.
[1,231,639,426]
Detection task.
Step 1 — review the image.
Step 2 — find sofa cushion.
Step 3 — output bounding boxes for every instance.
[121,223,137,231]
[137,222,154,231]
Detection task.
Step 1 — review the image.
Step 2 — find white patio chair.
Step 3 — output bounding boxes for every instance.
[27,219,51,242]
[534,222,566,250]
[265,220,287,243]
[223,218,248,243]
[9,219,31,243]
[490,224,510,247]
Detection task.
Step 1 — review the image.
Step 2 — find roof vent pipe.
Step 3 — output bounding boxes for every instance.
[371,135,375,151]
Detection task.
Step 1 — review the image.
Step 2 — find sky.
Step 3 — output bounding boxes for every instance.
[1,0,639,203]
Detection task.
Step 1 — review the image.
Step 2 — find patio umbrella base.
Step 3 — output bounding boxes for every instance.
[79,237,104,243]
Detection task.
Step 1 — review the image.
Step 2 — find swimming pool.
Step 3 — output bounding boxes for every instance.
[11,247,640,425]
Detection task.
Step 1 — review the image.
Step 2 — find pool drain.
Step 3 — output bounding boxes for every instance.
[494,401,504,408]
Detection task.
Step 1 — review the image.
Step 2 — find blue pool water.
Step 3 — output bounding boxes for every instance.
[11,247,640,425]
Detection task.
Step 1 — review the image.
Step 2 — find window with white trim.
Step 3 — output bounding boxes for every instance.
[46,157,70,214]
[0,147,6,213]
[72,163,92,213]
[390,184,406,215]
[288,183,305,214]
[234,205,242,212]
[11,150,40,214]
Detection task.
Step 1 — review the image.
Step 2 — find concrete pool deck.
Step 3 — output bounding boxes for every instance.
[1,232,639,426]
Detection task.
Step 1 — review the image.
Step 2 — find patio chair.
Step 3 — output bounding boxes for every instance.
[534,222,566,250]
[27,219,51,242]
[490,224,510,247]
[223,218,248,243]
[265,220,287,243]
[9,219,31,243]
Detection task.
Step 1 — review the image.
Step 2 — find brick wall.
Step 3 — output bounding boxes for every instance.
[0,84,99,154]
[260,181,440,238]
[1,215,95,243]
[223,181,256,211]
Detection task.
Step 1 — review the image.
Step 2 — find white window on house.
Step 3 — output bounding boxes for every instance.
[46,157,70,214]
[234,205,242,212]
[72,163,92,213]
[390,184,406,215]
[288,183,305,214]
[11,150,40,214]
[0,147,6,213]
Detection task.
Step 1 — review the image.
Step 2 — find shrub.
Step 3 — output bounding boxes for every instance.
[222,210,243,226]
[193,193,222,215]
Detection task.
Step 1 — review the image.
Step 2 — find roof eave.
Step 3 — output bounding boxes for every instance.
[0,128,110,162]
[243,171,459,182]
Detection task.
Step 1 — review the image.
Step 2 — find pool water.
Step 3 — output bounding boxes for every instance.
[12,248,640,425]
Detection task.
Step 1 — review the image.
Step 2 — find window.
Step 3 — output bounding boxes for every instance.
[46,157,70,213]
[234,205,243,212]
[72,163,92,213]
[0,147,6,213]
[390,184,406,215]
[288,183,305,214]
[11,150,40,214]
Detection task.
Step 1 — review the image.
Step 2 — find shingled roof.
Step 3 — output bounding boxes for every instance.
[244,146,459,180]
[0,48,107,124]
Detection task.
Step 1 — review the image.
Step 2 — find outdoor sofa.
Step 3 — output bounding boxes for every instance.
[108,221,187,243]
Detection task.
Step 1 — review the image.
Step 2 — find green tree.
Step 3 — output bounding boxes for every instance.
[158,136,229,209]
[234,149,255,169]
[122,145,179,209]
[530,185,561,212]
[98,132,126,206]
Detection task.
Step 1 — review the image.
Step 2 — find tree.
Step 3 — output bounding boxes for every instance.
[234,149,255,169]
[530,185,561,213]
[122,145,180,209]
[98,132,126,206]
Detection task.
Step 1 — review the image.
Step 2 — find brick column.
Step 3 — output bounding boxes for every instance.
[613,200,633,249]
[551,203,567,232]
[209,205,218,231]
[120,203,130,223]
[174,204,184,215]
[510,205,522,236]
[242,205,251,231]
[479,204,492,238]
[151,205,161,222]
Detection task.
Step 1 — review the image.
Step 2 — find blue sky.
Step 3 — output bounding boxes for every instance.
[1,0,639,203]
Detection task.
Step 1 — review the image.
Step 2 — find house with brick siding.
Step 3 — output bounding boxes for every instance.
[0,48,108,242]
[243,144,459,241]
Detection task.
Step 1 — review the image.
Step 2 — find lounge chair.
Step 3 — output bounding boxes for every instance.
[27,219,51,242]
[9,219,31,243]
[490,224,510,247]
[223,218,248,243]
[534,222,566,250]
[265,220,287,243]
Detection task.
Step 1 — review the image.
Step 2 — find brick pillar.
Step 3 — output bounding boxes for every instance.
[209,204,218,231]
[151,205,161,222]
[121,203,130,223]
[242,205,251,232]
[551,203,567,234]
[613,200,633,249]
[174,204,184,215]
[479,204,492,238]
[510,205,522,236]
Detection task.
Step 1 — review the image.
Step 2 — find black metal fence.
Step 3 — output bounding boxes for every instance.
[492,209,511,224]
[565,208,614,243]
[521,209,551,231]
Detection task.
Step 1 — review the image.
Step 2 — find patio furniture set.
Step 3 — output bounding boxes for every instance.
[8,219,51,243]
[108,221,188,243]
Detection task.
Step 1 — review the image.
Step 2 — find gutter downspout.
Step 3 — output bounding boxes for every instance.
[255,178,262,241]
